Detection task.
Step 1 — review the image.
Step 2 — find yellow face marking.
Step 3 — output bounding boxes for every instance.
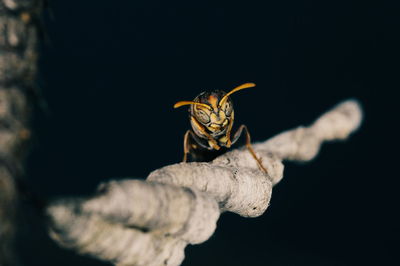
[208,124,221,131]
[209,113,218,122]
[207,110,229,133]
[208,95,219,111]
[209,111,226,124]
[219,110,226,120]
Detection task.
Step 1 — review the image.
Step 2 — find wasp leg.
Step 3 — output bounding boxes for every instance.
[183,130,191,162]
[183,130,211,162]
[231,125,268,174]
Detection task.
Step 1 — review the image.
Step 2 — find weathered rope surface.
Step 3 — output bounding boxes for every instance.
[0,1,40,265]
[47,100,362,266]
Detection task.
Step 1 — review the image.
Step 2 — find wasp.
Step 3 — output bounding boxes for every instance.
[174,83,267,173]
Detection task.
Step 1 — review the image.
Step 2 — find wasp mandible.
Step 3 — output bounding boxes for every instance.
[174,83,267,173]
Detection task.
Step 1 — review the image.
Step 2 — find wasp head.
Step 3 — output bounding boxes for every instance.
[189,91,233,135]
[174,83,255,139]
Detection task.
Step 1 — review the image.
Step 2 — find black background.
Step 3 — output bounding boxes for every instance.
[20,0,399,265]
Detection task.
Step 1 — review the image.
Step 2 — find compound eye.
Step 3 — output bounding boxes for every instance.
[195,108,211,124]
[223,101,233,116]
